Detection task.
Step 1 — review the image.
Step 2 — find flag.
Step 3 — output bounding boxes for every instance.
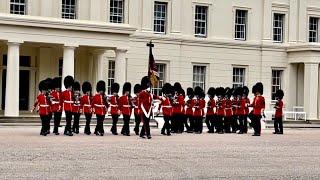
[147,42,159,87]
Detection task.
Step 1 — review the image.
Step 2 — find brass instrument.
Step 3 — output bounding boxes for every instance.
[73,91,81,106]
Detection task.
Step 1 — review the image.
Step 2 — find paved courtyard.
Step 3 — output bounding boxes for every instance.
[0,127,319,179]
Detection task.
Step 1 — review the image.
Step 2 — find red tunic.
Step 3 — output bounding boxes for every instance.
[139,90,153,116]
[133,96,140,115]
[173,95,185,114]
[194,99,205,117]
[239,98,250,115]
[275,100,283,118]
[50,90,62,112]
[72,95,81,113]
[109,95,119,115]
[61,89,73,112]
[216,99,226,116]
[225,99,233,117]
[159,97,172,117]
[34,94,51,116]
[252,96,265,116]
[118,95,132,116]
[92,94,107,116]
[186,99,195,116]
[81,94,92,114]
[206,99,216,116]
[232,98,239,116]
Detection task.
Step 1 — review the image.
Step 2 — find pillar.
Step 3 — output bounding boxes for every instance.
[62,46,76,91]
[304,63,319,120]
[94,50,106,83]
[114,49,127,85]
[5,42,21,117]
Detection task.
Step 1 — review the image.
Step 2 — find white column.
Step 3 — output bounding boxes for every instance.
[94,50,106,82]
[262,0,272,41]
[62,46,76,91]
[5,42,20,117]
[304,63,319,120]
[114,49,127,85]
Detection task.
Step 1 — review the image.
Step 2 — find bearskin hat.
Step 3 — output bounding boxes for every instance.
[82,81,92,94]
[253,82,263,95]
[38,80,47,91]
[243,86,249,96]
[161,83,172,95]
[215,87,225,97]
[194,86,203,96]
[122,82,132,95]
[73,81,81,91]
[181,89,186,98]
[64,76,74,89]
[134,84,142,94]
[187,88,194,98]
[225,87,233,98]
[174,82,182,92]
[44,78,53,90]
[207,87,216,98]
[53,77,62,89]
[141,76,150,90]
[96,80,106,93]
[111,83,120,93]
[276,89,284,99]
[234,87,243,97]
[200,91,205,99]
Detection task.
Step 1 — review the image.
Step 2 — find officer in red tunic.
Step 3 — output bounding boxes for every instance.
[139,76,153,139]
[92,81,108,136]
[215,87,225,134]
[44,78,54,134]
[185,88,195,133]
[61,76,74,136]
[224,88,233,133]
[72,81,81,134]
[193,87,205,134]
[119,82,133,136]
[206,87,216,133]
[274,89,284,134]
[172,82,186,133]
[51,77,62,135]
[32,80,52,136]
[158,83,173,136]
[238,86,250,134]
[133,84,142,135]
[249,82,265,136]
[81,82,93,135]
[231,88,240,133]
[109,83,120,135]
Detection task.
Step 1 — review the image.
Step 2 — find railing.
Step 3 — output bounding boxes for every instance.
[264,110,307,121]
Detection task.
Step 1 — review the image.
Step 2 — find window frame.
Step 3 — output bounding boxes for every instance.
[109,0,125,24]
[273,13,285,43]
[192,65,207,90]
[271,69,283,101]
[10,0,27,15]
[153,1,167,34]
[234,9,248,41]
[107,60,116,95]
[194,5,208,38]
[61,0,78,19]
[232,67,246,89]
[309,17,319,43]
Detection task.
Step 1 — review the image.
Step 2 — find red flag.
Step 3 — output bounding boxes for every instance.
[147,42,159,87]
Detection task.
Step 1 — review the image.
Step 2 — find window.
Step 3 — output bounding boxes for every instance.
[193,65,206,90]
[59,58,63,77]
[235,10,247,40]
[154,2,167,34]
[309,17,319,43]
[107,60,115,95]
[273,13,285,42]
[232,67,245,89]
[110,0,124,23]
[152,64,166,96]
[194,5,208,37]
[62,0,77,19]
[271,70,283,100]
[10,0,27,15]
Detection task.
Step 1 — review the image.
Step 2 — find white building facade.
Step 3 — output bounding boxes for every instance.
[0,0,320,120]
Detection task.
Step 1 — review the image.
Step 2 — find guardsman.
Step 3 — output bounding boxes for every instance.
[45,78,54,134]
[224,88,233,133]
[133,84,142,135]
[139,76,153,139]
[158,83,173,136]
[185,88,195,133]
[172,82,186,133]
[92,81,108,136]
[61,76,74,136]
[231,88,240,133]
[193,87,205,134]
[51,77,62,135]
[238,86,250,134]
[206,87,216,133]
[72,81,81,134]
[215,87,225,134]
[249,82,265,136]
[119,82,133,136]
[109,83,120,135]
[81,81,93,135]
[32,80,51,136]
[274,89,284,135]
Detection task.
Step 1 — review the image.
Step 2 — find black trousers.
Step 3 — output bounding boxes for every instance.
[64,111,73,133]
[40,115,50,134]
[84,113,92,133]
[174,114,184,133]
[187,115,195,132]
[216,115,224,133]
[161,116,171,134]
[73,113,81,131]
[238,115,248,133]
[274,117,283,133]
[251,115,262,135]
[171,114,177,132]
[224,116,232,133]
[111,114,119,133]
[95,115,105,134]
[231,115,239,132]
[134,114,141,134]
[140,114,151,137]
[194,116,203,133]
[182,114,190,132]
[121,115,131,135]
[205,115,215,132]
[53,112,62,133]
[48,113,52,132]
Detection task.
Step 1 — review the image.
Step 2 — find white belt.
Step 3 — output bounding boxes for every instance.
[110,105,118,107]
[225,108,232,110]
[39,105,50,107]
[52,101,60,104]
[162,106,172,108]
[64,101,74,103]
[84,104,91,107]
[94,104,106,108]
[123,105,131,107]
